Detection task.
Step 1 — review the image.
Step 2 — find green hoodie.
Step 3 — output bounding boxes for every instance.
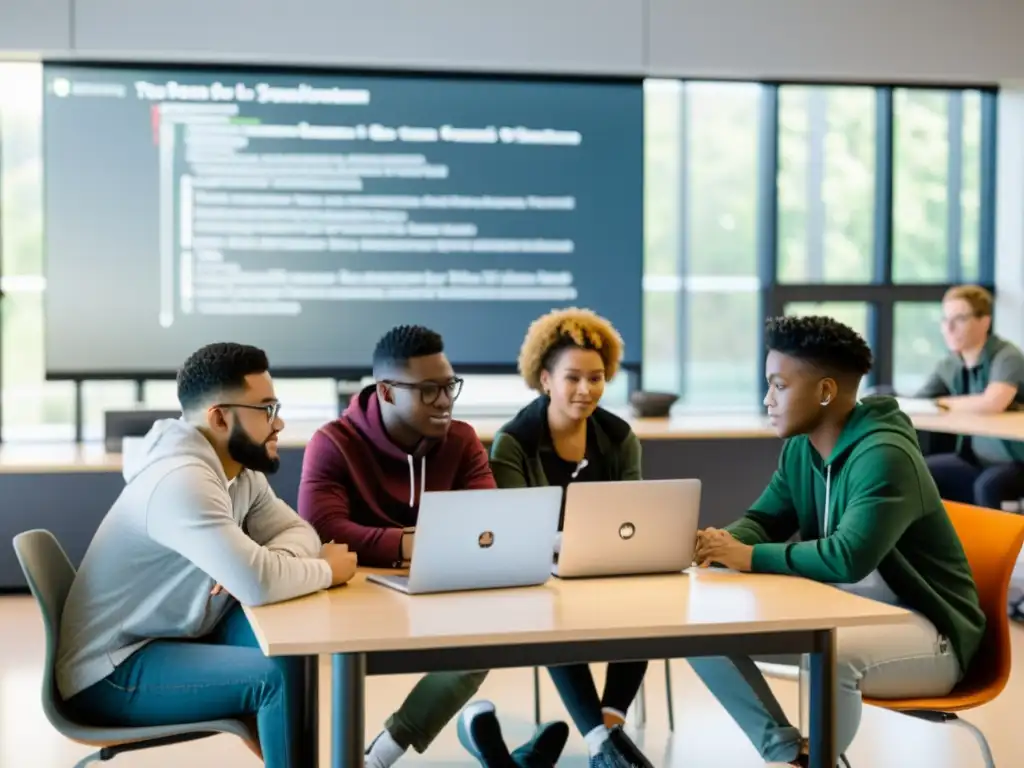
[729,396,985,672]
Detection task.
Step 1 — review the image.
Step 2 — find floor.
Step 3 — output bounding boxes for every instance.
[2,595,1019,767]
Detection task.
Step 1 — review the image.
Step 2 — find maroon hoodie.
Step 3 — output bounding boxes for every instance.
[297,385,496,567]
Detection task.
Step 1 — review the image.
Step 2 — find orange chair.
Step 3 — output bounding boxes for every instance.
[859,501,1024,767]
[758,500,1024,767]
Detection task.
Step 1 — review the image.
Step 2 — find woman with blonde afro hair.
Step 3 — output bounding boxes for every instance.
[473,307,653,768]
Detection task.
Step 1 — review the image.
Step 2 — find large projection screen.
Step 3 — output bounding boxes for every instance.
[43,64,644,378]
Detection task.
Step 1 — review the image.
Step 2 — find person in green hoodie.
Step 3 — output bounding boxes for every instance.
[691,315,985,767]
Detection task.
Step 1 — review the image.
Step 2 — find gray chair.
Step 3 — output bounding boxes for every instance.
[12,529,255,767]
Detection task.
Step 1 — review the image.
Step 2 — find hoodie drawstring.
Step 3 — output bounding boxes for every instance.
[823,464,832,536]
[406,454,427,507]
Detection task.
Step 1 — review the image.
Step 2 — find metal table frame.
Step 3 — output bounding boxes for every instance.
[305,627,838,768]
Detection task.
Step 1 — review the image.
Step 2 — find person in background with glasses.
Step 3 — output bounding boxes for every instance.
[915,284,1024,510]
[55,342,358,768]
[298,324,568,768]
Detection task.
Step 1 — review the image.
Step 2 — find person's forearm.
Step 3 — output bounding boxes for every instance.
[938,393,1006,414]
[331,521,403,567]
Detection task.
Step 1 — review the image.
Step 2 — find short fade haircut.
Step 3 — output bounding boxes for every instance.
[177,342,270,413]
[372,325,444,377]
[766,315,873,378]
[943,284,993,318]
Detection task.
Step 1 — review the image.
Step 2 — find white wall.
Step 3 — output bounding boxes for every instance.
[0,1,72,54]
[5,0,1024,83]
[648,0,1024,84]
[70,0,645,75]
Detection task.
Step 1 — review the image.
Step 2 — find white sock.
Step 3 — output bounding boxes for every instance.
[584,724,610,756]
[365,728,406,768]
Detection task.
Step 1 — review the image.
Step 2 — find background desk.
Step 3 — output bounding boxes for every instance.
[1,409,1021,589]
[244,568,911,768]
[0,414,784,589]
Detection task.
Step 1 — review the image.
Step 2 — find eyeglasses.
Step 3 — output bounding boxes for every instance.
[941,313,976,329]
[383,377,464,406]
[215,401,282,423]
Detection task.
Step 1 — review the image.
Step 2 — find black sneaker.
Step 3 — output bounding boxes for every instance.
[456,701,517,768]
[595,734,637,768]
[789,752,848,768]
[607,726,654,768]
[510,720,569,767]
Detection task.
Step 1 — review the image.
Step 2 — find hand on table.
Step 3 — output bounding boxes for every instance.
[401,529,415,561]
[321,542,358,586]
[695,527,753,572]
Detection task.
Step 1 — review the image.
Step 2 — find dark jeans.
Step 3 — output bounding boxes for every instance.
[65,604,306,767]
[548,661,649,734]
[925,453,1024,510]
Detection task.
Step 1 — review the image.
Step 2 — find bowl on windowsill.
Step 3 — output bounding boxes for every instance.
[629,391,679,419]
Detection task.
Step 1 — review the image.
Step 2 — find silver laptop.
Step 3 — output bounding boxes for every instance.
[367,486,563,595]
[553,479,701,578]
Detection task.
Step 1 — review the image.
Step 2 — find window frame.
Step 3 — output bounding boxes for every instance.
[758,84,998,397]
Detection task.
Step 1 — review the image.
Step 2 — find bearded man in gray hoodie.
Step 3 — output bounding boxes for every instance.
[55,342,357,767]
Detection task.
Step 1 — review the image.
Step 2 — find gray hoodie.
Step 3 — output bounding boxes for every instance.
[55,418,332,700]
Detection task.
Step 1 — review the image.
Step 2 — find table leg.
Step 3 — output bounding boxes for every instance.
[332,652,366,768]
[300,655,319,768]
[807,629,837,768]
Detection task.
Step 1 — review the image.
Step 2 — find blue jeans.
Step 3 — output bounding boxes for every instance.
[689,609,960,762]
[64,604,307,767]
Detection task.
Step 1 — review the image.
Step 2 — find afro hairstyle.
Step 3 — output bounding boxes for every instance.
[517,307,624,392]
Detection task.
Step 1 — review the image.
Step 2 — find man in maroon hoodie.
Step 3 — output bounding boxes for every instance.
[298,325,567,767]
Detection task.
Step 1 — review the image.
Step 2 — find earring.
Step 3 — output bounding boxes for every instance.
[821,396,831,406]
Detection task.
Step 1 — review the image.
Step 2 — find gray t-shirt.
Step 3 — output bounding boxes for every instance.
[916,334,1024,464]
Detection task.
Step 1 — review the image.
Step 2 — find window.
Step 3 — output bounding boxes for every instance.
[784,301,871,341]
[777,86,876,284]
[893,303,946,395]
[642,79,683,394]
[767,85,994,405]
[892,89,983,283]
[643,80,763,407]
[0,62,74,441]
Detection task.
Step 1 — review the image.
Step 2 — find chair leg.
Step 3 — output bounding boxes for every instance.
[634,678,647,727]
[951,717,995,768]
[73,751,103,768]
[664,659,675,732]
[532,666,542,726]
[797,660,806,733]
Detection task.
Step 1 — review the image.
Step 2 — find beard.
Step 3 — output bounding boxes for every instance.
[227,422,280,474]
